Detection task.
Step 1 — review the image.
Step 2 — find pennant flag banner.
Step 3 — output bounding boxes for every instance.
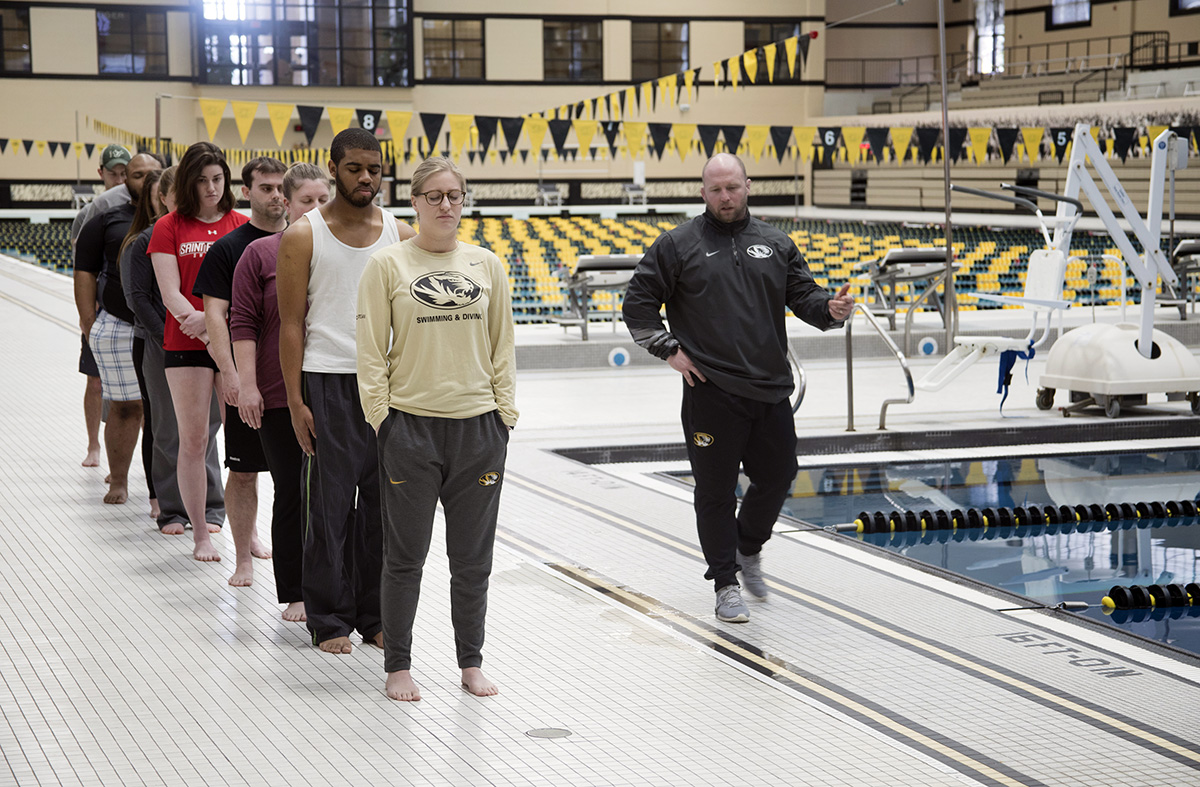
[601,121,621,158]
[722,125,746,156]
[200,99,228,141]
[743,125,768,162]
[231,101,258,144]
[267,103,294,146]
[648,123,672,160]
[1049,127,1073,163]
[947,127,968,163]
[968,127,991,164]
[475,116,498,156]
[357,108,383,135]
[818,127,841,161]
[1021,126,1044,163]
[995,127,1019,164]
[674,123,697,162]
[525,115,549,158]
[386,110,412,141]
[841,127,866,164]
[548,119,572,158]
[327,107,354,137]
[573,120,598,159]
[448,114,474,157]
[794,126,816,162]
[698,125,721,159]
[297,106,324,145]
[764,43,778,83]
[1112,127,1136,162]
[864,127,889,164]
[500,117,525,155]
[770,126,793,164]
[915,127,940,164]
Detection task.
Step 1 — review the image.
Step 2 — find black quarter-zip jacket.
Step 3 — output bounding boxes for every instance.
[623,210,841,404]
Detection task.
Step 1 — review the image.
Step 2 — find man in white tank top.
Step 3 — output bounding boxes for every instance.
[277,129,416,655]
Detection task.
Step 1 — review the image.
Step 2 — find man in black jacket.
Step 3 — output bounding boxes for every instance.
[623,153,854,623]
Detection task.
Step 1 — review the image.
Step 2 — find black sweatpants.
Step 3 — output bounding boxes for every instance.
[377,409,509,673]
[131,336,155,501]
[681,379,798,590]
[258,407,303,605]
[301,372,382,644]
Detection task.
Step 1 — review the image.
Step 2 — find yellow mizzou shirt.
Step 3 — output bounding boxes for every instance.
[356,238,518,432]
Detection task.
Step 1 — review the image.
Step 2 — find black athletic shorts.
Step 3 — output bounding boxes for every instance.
[224,402,269,473]
[79,334,99,376]
[164,348,218,371]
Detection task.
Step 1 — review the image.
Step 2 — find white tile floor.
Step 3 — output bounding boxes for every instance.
[4,252,1200,787]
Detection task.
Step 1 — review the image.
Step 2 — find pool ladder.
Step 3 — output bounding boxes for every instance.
[844,303,915,431]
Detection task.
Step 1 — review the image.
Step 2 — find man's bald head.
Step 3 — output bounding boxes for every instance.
[700,153,751,224]
[701,153,747,184]
[126,153,164,202]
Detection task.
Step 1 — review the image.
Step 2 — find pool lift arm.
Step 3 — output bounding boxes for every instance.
[1037,124,1200,417]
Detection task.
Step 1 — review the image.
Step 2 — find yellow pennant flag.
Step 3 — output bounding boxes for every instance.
[890,127,914,165]
[743,51,758,84]
[625,87,637,115]
[684,70,696,103]
[74,142,84,158]
[764,43,777,83]
[266,104,294,146]
[1148,125,1168,146]
[200,99,228,141]
[673,123,696,162]
[794,126,816,162]
[386,110,412,141]
[785,37,799,78]
[231,101,258,144]
[608,93,620,121]
[968,127,991,164]
[712,61,722,89]
[525,115,549,156]
[447,114,473,158]
[841,127,866,164]
[745,125,769,162]
[659,74,677,107]
[624,121,647,159]
[642,81,654,111]
[327,107,354,137]
[728,57,739,90]
[35,140,46,156]
[572,120,598,157]
[1021,127,1044,162]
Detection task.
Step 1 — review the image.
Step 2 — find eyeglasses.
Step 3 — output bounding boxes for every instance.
[414,190,466,206]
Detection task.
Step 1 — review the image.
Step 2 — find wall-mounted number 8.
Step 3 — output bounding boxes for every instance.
[362,115,376,131]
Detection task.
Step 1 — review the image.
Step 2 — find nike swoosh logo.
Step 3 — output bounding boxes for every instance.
[469,261,483,266]
[705,250,720,257]
[388,478,407,485]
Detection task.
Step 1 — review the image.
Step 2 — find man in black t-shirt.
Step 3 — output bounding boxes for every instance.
[193,156,287,588]
[73,151,162,505]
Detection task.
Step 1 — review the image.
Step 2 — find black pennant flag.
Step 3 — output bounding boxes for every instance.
[520,150,529,163]
[499,149,508,163]
[0,139,8,154]
[84,142,95,158]
[467,151,476,164]
[22,140,33,155]
[697,125,721,159]
[721,125,745,155]
[591,98,599,119]
[297,105,324,145]
[915,127,940,164]
[589,146,597,159]
[1170,127,1194,153]
[947,127,968,163]
[601,121,621,158]
[799,34,810,68]
[817,127,841,159]
[995,128,1019,164]
[575,102,585,120]
[864,127,889,163]
[356,109,383,134]
[500,117,524,155]
[548,119,572,158]
[1049,127,1072,163]
[48,141,60,157]
[692,67,703,99]
[770,126,793,164]
[618,90,627,117]
[419,113,446,153]
[475,116,497,156]
[648,123,672,160]
[1112,127,1136,162]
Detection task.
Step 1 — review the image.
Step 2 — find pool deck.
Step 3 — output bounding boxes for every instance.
[3,251,1200,787]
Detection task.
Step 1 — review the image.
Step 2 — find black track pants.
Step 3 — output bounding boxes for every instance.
[258,407,304,604]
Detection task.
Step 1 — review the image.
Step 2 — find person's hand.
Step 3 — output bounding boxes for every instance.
[80,312,97,339]
[217,371,240,408]
[668,348,707,387]
[828,283,855,321]
[238,384,264,429]
[290,402,317,456]
[179,310,207,338]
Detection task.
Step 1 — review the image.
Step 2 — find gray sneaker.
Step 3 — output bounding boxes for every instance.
[737,549,768,600]
[715,584,750,623]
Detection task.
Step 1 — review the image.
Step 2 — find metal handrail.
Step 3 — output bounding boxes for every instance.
[897,83,931,112]
[844,305,914,432]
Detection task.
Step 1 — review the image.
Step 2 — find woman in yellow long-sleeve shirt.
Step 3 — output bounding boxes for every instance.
[356,156,517,703]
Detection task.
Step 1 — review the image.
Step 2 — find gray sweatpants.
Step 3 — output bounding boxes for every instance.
[377,409,509,673]
[139,339,225,528]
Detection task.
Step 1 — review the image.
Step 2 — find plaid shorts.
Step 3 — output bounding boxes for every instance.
[89,310,140,402]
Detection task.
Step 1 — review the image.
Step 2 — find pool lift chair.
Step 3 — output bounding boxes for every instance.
[1036,124,1200,418]
[913,184,1079,399]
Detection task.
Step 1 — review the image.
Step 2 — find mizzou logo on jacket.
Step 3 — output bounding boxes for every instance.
[478,471,500,486]
[746,244,773,259]
[410,271,483,310]
[692,432,714,447]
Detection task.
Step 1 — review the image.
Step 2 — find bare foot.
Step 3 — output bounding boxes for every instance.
[461,667,498,697]
[149,498,160,519]
[161,523,185,535]
[367,631,384,649]
[318,636,353,655]
[228,560,253,587]
[193,541,221,562]
[206,523,223,533]
[386,671,421,701]
[282,602,306,622]
[103,483,128,505]
[250,538,272,559]
[82,448,101,467]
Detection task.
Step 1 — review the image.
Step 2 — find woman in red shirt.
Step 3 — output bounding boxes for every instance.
[149,142,248,563]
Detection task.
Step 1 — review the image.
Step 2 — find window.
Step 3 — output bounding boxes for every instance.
[1171,0,1200,14]
[744,21,802,83]
[1048,0,1090,28]
[422,18,482,80]
[98,9,168,75]
[976,0,1004,75]
[544,19,601,82]
[631,21,687,82]
[202,0,411,87]
[0,8,31,74]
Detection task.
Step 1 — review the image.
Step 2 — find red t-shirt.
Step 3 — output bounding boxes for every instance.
[147,210,248,351]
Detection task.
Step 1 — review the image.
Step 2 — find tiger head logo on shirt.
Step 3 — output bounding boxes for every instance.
[410,271,483,310]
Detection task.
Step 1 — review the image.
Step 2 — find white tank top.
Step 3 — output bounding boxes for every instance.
[303,205,400,373]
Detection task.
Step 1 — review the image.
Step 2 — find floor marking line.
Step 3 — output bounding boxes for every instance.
[508,472,1200,768]
[496,527,1036,787]
[0,290,77,332]
[0,264,73,303]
